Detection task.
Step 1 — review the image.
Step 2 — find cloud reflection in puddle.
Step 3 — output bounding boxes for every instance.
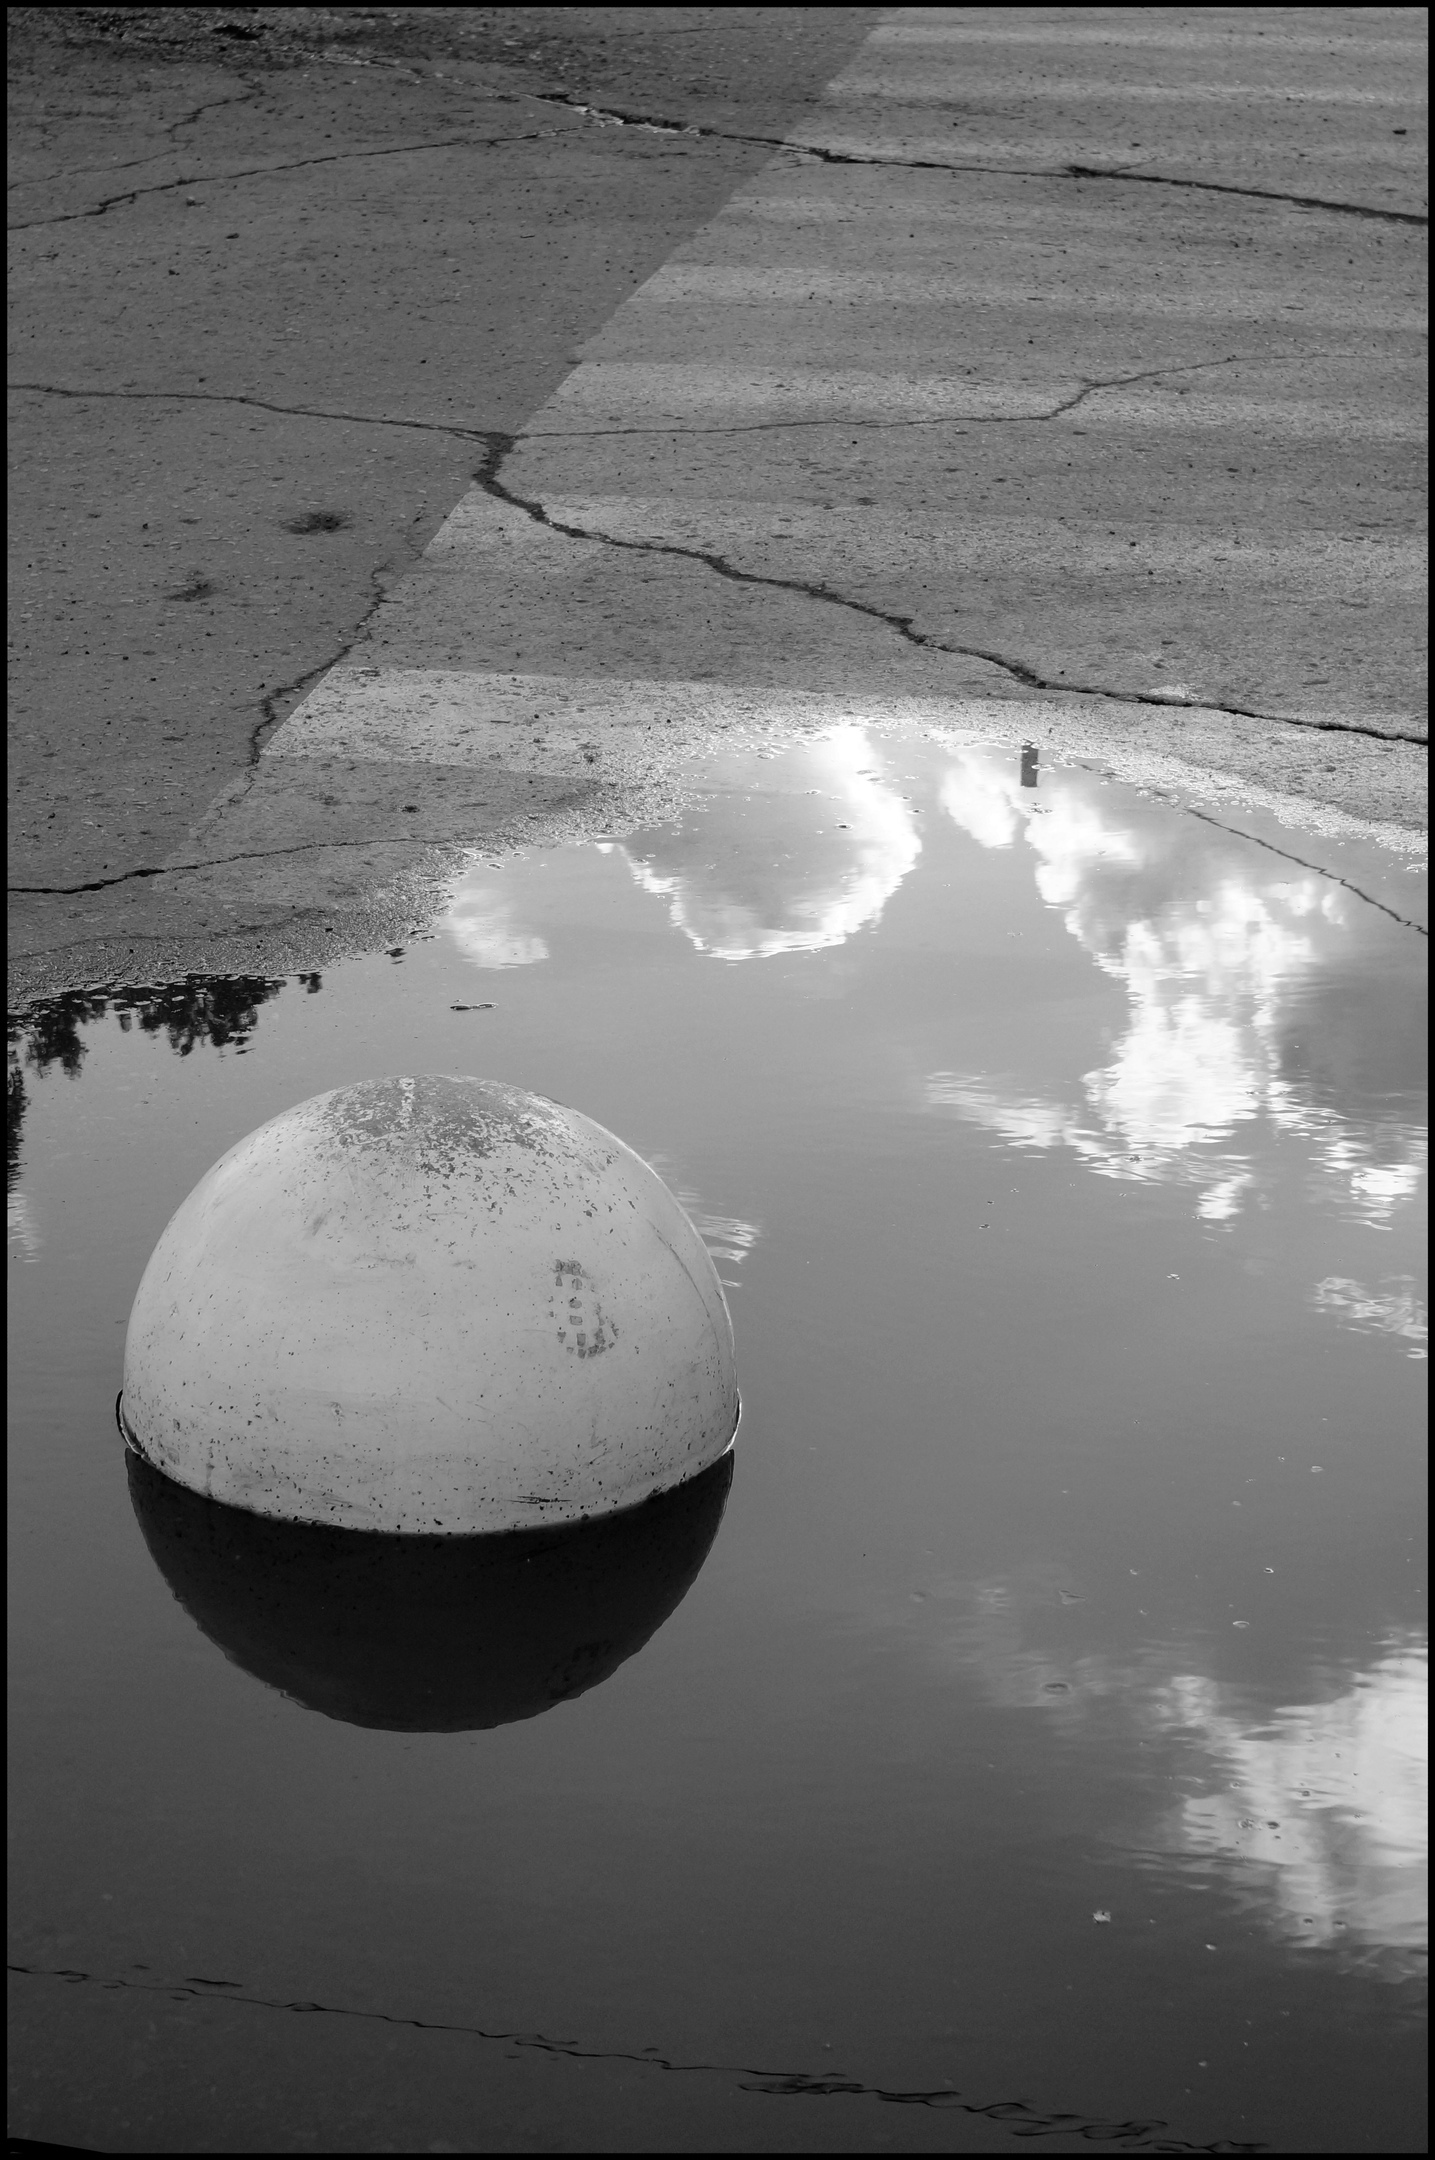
[1150,1644,1428,1972]
[929,747,1426,1255]
[901,1570,1427,1979]
[622,725,920,960]
[449,886,550,970]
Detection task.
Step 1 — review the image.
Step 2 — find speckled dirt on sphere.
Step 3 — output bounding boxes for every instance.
[121,1074,739,1532]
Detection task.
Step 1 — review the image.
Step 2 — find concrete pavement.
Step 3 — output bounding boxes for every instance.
[8,6,1428,1001]
[8,5,882,992]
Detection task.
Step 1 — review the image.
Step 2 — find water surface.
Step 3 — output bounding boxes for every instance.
[8,736,1426,2152]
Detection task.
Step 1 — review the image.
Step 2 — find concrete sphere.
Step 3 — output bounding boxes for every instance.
[122,1075,739,1533]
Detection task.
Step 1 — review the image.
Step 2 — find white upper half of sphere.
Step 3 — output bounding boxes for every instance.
[122,1075,738,1533]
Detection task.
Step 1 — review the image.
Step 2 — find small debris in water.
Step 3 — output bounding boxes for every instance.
[450,1003,494,1012]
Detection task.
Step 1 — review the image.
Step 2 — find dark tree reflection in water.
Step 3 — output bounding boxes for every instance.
[6,975,300,1194]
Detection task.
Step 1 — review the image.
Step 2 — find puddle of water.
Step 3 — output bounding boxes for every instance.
[8,736,1426,2153]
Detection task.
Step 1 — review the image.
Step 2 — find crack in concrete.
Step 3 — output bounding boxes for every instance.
[3,1964,1254,2151]
[522,349,1316,441]
[9,834,467,898]
[1063,164,1428,228]
[247,557,409,765]
[11,386,1425,755]
[1178,807,1427,937]
[471,436,1427,746]
[6,128,559,232]
[6,87,259,193]
[14,366,1258,446]
[166,84,261,136]
[6,379,493,441]
[250,661,335,764]
[8,85,1423,236]
[527,92,1427,225]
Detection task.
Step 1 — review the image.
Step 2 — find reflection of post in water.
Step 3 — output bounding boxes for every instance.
[1020,744,1039,790]
[126,1447,734,1732]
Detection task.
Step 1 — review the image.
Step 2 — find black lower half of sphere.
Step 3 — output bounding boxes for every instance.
[126,1446,735,1731]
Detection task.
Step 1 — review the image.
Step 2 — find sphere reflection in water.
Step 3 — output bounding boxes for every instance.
[126,1448,733,1732]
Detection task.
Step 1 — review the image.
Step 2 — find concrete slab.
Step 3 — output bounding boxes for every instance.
[8,5,882,994]
[8,5,1427,1003]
